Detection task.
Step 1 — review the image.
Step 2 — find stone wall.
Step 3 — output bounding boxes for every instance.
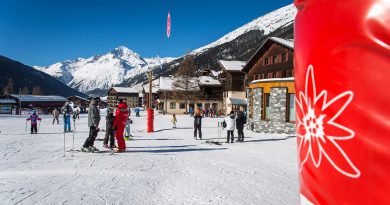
[248,87,295,135]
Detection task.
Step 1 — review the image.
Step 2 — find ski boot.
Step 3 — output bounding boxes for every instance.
[89,146,99,153]
[81,147,90,152]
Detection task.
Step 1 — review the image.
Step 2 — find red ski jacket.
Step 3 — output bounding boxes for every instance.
[113,103,129,129]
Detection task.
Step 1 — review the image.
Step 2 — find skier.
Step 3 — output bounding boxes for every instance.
[124,115,133,141]
[171,114,177,128]
[189,107,193,116]
[113,99,129,152]
[52,108,60,124]
[194,109,202,140]
[224,111,236,143]
[61,101,73,132]
[103,108,116,149]
[26,110,42,134]
[74,106,80,120]
[236,111,247,142]
[135,107,140,117]
[82,97,101,152]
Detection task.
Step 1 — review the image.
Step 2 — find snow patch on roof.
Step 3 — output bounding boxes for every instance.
[219,60,246,72]
[112,87,140,94]
[199,76,221,86]
[269,37,294,49]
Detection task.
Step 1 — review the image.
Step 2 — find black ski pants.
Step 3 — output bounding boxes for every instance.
[194,126,202,139]
[104,129,115,147]
[83,126,98,148]
[31,124,37,134]
[237,128,244,141]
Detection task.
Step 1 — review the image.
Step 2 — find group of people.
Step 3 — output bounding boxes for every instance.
[191,109,247,143]
[82,98,132,153]
[188,107,222,118]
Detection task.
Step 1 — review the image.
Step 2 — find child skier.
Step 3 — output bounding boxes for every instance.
[26,110,42,134]
[61,101,73,132]
[171,114,177,128]
[124,116,133,141]
[103,108,116,149]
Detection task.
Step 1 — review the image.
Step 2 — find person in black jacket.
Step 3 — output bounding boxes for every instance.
[236,111,247,142]
[194,109,202,140]
[103,108,116,149]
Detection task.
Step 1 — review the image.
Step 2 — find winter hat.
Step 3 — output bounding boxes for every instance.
[33,110,36,114]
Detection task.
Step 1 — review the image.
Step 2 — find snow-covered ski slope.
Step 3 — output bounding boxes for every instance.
[0,113,298,204]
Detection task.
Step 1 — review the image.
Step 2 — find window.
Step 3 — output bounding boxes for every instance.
[287,70,293,77]
[170,102,176,109]
[273,56,278,64]
[287,94,296,122]
[263,93,271,120]
[272,72,276,78]
[264,58,269,65]
[282,54,287,61]
[282,71,287,78]
[179,103,185,109]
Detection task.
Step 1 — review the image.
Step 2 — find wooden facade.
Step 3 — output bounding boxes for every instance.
[243,38,294,83]
[243,37,296,134]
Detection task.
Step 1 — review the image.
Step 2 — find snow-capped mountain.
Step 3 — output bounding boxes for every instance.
[193,4,296,54]
[126,4,297,86]
[35,4,296,94]
[34,47,175,94]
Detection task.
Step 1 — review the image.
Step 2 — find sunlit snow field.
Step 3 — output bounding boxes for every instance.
[0,111,298,204]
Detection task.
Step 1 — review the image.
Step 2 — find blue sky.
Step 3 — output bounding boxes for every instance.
[0,0,292,66]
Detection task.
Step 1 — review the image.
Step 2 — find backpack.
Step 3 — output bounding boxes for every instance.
[222,120,227,128]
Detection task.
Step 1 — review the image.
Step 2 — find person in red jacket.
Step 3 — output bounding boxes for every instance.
[113,99,129,152]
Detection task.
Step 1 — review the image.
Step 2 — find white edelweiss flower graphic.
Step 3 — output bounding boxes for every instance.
[295,65,361,178]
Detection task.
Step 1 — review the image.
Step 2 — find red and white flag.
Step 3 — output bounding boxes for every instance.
[166,11,171,38]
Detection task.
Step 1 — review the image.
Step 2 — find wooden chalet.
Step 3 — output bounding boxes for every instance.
[242,37,296,134]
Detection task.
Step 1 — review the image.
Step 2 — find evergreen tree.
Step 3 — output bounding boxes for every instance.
[21,86,30,94]
[32,86,44,95]
[2,78,14,95]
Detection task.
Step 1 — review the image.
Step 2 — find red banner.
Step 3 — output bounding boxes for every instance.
[294,0,390,204]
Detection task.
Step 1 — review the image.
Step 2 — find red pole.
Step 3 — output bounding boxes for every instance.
[147,108,154,133]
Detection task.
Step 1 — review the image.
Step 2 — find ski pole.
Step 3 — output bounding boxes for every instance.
[63,131,66,157]
[25,120,27,131]
[72,119,75,157]
[38,120,41,132]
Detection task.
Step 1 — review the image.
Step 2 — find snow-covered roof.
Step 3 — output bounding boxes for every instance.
[159,77,174,91]
[229,98,247,105]
[218,60,246,72]
[0,99,17,104]
[9,94,67,102]
[269,37,294,49]
[211,70,221,77]
[199,76,221,86]
[143,85,159,94]
[159,77,200,91]
[111,87,140,94]
[250,77,294,84]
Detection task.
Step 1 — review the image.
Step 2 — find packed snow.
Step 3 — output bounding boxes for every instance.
[0,112,299,204]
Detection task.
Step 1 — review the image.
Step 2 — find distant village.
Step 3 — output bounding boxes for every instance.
[0,37,295,134]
